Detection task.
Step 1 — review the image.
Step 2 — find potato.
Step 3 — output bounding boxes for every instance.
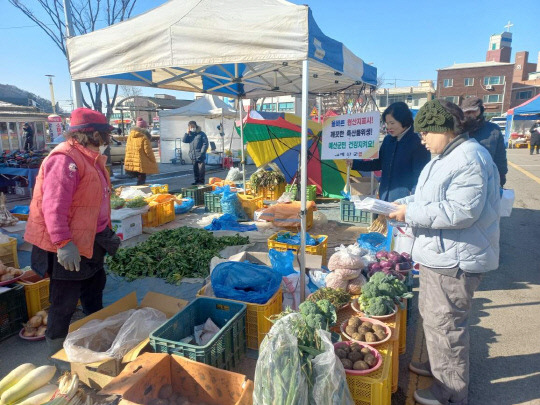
[364,353,377,367]
[375,330,387,341]
[351,332,363,341]
[361,321,374,329]
[353,360,370,370]
[360,347,372,356]
[358,326,371,335]
[348,317,361,328]
[335,348,347,359]
[350,342,362,352]
[159,384,173,400]
[341,344,351,353]
[347,351,363,362]
[345,325,357,336]
[372,324,386,332]
[364,332,377,342]
[340,358,353,370]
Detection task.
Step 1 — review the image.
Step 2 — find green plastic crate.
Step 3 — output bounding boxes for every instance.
[150,297,247,370]
[181,185,212,206]
[340,199,373,225]
[204,192,223,213]
[0,284,28,341]
[285,184,317,201]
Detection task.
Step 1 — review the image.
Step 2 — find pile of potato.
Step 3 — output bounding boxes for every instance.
[335,342,378,371]
[0,263,23,282]
[344,317,388,343]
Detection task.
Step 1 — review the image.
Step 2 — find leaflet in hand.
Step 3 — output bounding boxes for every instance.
[352,197,399,216]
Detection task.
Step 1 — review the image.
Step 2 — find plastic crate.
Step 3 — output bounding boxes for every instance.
[256,183,286,201]
[182,185,213,206]
[345,343,392,405]
[385,309,401,393]
[204,192,223,213]
[0,238,19,268]
[150,184,169,194]
[0,284,28,341]
[150,297,247,370]
[237,193,263,220]
[399,300,407,355]
[142,200,175,227]
[267,231,328,265]
[340,200,373,226]
[17,271,50,318]
[285,184,317,201]
[197,284,282,350]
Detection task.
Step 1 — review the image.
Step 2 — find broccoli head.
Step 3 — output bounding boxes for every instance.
[316,299,337,325]
[361,282,380,299]
[368,271,387,285]
[299,300,319,317]
[377,282,398,298]
[365,296,395,316]
[305,313,326,330]
[391,278,408,296]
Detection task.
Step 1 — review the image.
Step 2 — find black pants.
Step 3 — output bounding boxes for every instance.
[193,161,205,184]
[127,171,147,185]
[530,143,540,154]
[46,268,107,340]
[24,139,33,151]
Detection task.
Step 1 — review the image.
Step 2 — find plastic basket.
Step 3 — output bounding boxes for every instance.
[17,271,50,318]
[0,284,28,341]
[267,231,328,265]
[182,185,213,206]
[142,200,175,227]
[340,199,373,226]
[399,300,407,355]
[197,284,282,350]
[237,193,263,220]
[0,238,19,268]
[285,184,317,201]
[150,184,169,194]
[150,297,247,370]
[204,192,223,213]
[257,183,286,201]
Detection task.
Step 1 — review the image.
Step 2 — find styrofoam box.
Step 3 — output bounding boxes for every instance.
[112,214,142,241]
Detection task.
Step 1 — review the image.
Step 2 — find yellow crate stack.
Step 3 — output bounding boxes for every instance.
[18,271,50,318]
[237,193,264,220]
[0,238,19,268]
[267,231,328,265]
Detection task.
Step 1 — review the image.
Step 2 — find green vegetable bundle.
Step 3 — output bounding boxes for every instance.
[249,169,286,193]
[358,272,413,316]
[125,196,148,208]
[307,287,351,309]
[106,227,249,283]
[111,196,125,210]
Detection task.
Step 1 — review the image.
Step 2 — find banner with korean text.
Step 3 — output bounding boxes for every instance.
[321,111,380,160]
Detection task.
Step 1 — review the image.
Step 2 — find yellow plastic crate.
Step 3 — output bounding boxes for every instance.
[399,300,407,355]
[197,284,282,350]
[150,184,169,194]
[345,343,392,405]
[0,238,19,268]
[12,213,29,221]
[142,200,175,227]
[237,193,263,220]
[267,231,328,265]
[256,183,286,201]
[17,270,50,318]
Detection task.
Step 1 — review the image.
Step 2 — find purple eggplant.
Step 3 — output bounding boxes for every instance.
[375,250,388,260]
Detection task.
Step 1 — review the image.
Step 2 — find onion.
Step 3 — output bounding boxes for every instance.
[28,315,43,328]
[36,325,47,337]
[400,252,412,261]
[388,251,402,263]
[375,251,388,260]
[380,261,393,270]
[42,314,48,326]
[36,310,48,319]
[396,262,412,271]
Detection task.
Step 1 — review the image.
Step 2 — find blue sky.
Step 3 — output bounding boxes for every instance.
[0,0,538,110]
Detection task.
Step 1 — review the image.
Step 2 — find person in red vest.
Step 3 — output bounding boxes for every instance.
[25,108,121,355]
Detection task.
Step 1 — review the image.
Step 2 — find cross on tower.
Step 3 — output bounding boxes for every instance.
[505,21,513,32]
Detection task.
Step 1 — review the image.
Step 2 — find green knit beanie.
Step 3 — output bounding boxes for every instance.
[414,99,455,133]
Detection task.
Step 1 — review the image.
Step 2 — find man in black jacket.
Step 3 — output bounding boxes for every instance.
[529,120,540,155]
[461,97,508,186]
[23,122,34,151]
[183,120,209,185]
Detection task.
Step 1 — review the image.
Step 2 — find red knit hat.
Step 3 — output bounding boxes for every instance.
[136,117,148,128]
[68,108,113,133]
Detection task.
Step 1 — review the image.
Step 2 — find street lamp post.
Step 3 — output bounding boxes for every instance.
[45,75,56,114]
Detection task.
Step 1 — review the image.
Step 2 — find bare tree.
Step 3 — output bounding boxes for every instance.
[9,0,138,118]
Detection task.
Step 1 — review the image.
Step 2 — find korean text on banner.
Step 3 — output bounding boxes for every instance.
[321,112,381,160]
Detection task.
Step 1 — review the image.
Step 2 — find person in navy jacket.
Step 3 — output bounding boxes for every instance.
[347,102,431,201]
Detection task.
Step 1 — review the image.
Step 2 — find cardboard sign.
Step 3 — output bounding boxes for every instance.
[321,111,380,160]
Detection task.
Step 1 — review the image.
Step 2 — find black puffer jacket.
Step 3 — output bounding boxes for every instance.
[182,128,209,162]
[530,123,540,145]
[469,120,508,186]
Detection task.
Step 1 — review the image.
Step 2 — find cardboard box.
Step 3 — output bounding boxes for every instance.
[100,353,254,405]
[52,292,187,390]
[350,176,378,196]
[112,214,143,241]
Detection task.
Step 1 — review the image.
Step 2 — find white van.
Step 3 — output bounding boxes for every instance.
[490,116,506,134]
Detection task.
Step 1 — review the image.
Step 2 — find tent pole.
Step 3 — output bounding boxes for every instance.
[300,59,309,303]
[239,97,246,192]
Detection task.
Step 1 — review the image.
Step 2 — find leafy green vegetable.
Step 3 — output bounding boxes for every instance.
[106,227,249,283]
[358,272,412,316]
[125,196,148,208]
[306,287,351,309]
[111,196,125,210]
[249,169,285,193]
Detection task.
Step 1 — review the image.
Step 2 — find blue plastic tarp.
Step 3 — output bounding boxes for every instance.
[204,214,257,232]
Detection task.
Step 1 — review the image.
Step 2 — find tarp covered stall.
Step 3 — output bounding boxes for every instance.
[506,94,540,145]
[158,95,239,164]
[65,0,377,303]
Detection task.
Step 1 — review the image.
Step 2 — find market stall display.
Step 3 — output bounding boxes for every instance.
[333,341,382,374]
[340,317,391,346]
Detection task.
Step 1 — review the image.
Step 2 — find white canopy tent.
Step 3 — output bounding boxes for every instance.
[158,95,239,164]
[66,0,377,302]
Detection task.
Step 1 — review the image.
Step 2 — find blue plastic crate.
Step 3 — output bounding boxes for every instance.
[150,297,246,370]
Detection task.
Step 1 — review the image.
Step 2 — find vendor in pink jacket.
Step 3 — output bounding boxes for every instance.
[25,108,121,354]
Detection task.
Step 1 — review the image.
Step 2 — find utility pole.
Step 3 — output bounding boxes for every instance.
[63,0,83,109]
[45,75,56,114]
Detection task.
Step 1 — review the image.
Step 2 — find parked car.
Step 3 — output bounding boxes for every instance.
[109,138,126,164]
